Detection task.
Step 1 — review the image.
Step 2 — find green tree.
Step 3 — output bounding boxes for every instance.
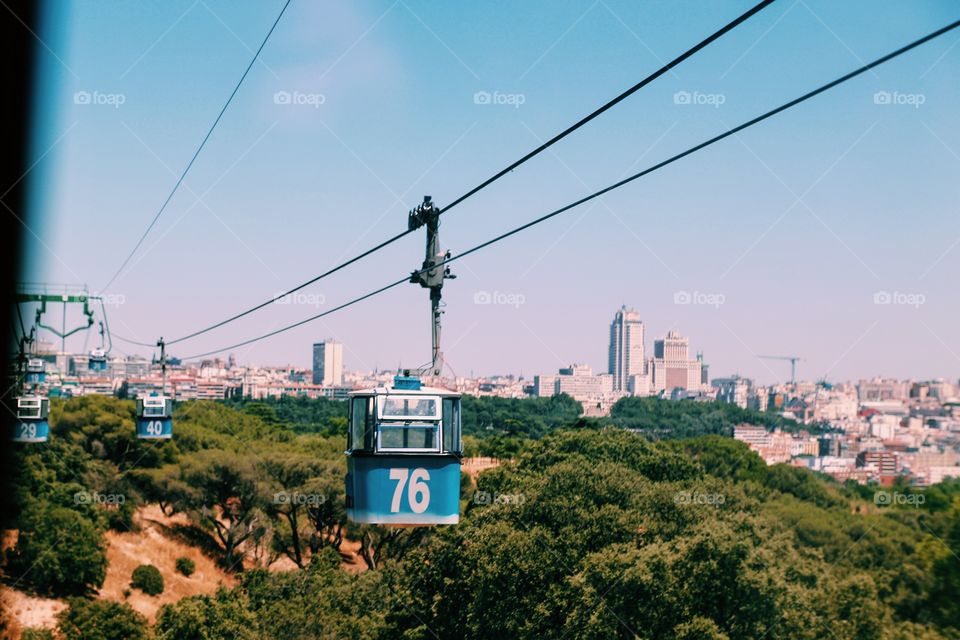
[131,563,164,595]
[57,598,150,640]
[259,454,334,567]
[7,502,107,596]
[155,588,258,640]
[168,450,267,571]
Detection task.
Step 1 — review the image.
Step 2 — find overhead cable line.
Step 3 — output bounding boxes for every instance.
[159,0,776,346]
[165,227,412,345]
[100,0,293,292]
[112,332,156,348]
[439,0,775,214]
[175,17,960,361]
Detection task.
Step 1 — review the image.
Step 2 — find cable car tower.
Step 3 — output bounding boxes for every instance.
[407,196,455,377]
[10,284,109,442]
[344,196,462,526]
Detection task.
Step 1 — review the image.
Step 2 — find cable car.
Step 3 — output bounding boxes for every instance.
[25,358,45,384]
[136,392,173,439]
[88,348,108,372]
[12,395,49,443]
[345,375,462,525]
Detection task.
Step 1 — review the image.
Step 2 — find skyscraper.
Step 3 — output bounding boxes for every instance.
[649,330,703,394]
[312,340,343,386]
[608,306,644,392]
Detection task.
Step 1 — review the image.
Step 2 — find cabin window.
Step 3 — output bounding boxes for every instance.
[142,404,166,418]
[442,397,461,454]
[377,424,438,451]
[380,396,439,419]
[350,397,372,451]
[17,401,41,420]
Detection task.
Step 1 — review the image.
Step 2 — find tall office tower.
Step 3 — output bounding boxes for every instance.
[312,340,343,386]
[649,330,702,393]
[608,306,645,392]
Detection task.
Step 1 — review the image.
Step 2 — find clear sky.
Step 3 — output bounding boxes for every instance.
[20,0,960,385]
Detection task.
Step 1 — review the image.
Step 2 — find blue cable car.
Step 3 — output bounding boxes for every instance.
[88,348,108,372]
[13,395,49,443]
[346,376,462,525]
[25,358,45,384]
[136,393,173,439]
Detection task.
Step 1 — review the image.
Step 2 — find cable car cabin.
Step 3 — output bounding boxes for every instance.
[88,349,107,372]
[346,376,462,526]
[12,395,49,443]
[136,394,173,439]
[25,358,45,384]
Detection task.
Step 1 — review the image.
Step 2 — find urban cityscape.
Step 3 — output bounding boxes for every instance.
[25,303,960,489]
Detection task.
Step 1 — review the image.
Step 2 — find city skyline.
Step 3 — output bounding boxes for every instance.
[19,1,960,384]
[21,301,959,391]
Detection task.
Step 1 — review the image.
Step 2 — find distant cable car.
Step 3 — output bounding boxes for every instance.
[88,348,108,372]
[345,375,462,525]
[136,392,173,439]
[25,358,45,384]
[13,395,49,443]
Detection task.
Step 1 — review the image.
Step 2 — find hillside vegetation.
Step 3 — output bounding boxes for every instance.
[1,395,958,639]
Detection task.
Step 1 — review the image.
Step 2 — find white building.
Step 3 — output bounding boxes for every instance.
[608,306,645,393]
[312,340,343,386]
[713,375,752,408]
[535,364,615,412]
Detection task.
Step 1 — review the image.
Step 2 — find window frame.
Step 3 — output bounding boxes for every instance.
[375,421,441,453]
[349,396,374,452]
[376,394,440,421]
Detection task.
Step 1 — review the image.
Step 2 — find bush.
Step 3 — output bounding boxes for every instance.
[130,564,164,596]
[21,629,54,640]
[57,598,150,640]
[176,556,196,577]
[6,502,107,596]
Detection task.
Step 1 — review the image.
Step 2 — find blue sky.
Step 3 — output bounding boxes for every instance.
[20,0,960,384]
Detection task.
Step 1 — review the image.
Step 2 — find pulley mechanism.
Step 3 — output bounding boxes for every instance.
[408,196,455,377]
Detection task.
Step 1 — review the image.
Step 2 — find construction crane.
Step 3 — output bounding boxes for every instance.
[758,355,802,384]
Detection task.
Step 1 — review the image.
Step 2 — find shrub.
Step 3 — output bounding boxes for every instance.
[57,598,149,640]
[130,564,164,596]
[176,556,196,576]
[21,629,54,640]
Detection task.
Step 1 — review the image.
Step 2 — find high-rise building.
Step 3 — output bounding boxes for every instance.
[608,306,644,392]
[312,340,343,386]
[649,330,703,394]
